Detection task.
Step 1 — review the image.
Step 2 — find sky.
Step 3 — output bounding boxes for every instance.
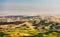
[0,0,60,16]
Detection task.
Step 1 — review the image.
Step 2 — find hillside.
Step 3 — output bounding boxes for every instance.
[0,16,60,37]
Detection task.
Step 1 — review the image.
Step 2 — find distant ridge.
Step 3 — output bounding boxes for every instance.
[0,21,25,25]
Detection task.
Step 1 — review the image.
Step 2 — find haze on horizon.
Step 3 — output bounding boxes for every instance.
[0,0,60,16]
